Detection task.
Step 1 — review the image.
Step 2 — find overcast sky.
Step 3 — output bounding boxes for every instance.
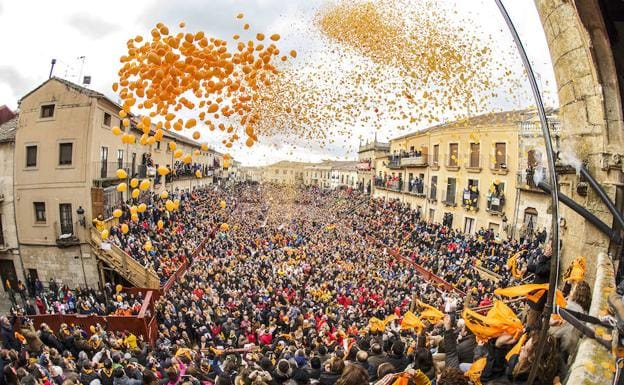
[0,0,558,166]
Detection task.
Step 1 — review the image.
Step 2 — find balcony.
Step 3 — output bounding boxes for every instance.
[465,155,482,173]
[54,221,79,247]
[401,155,428,167]
[517,168,546,192]
[94,161,137,180]
[486,194,506,215]
[462,188,480,212]
[357,161,372,171]
[406,182,426,197]
[490,155,509,175]
[441,189,457,207]
[386,152,429,169]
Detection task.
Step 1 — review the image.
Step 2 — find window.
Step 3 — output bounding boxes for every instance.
[0,214,4,246]
[34,202,46,223]
[527,149,541,167]
[445,177,457,204]
[100,147,109,178]
[156,141,161,150]
[495,142,507,168]
[470,143,480,167]
[40,104,55,118]
[103,112,112,127]
[433,145,439,164]
[428,209,435,221]
[275,169,279,174]
[25,145,37,167]
[283,170,287,175]
[523,208,538,234]
[59,143,73,165]
[429,176,437,200]
[131,153,137,176]
[448,143,459,167]
[117,149,124,169]
[464,217,475,234]
[59,204,73,235]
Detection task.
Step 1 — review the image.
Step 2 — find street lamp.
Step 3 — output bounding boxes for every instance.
[75,206,88,288]
[76,206,85,227]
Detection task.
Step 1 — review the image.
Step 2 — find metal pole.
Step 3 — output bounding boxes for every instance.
[77,222,88,288]
[493,2,560,384]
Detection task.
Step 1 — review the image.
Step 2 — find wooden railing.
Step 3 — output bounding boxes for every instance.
[27,289,159,346]
[90,229,161,289]
[365,235,466,295]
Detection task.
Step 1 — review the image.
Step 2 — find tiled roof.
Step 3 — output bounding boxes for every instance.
[0,116,17,143]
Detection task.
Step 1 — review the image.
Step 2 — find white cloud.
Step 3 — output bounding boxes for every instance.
[0,0,559,166]
[67,13,118,40]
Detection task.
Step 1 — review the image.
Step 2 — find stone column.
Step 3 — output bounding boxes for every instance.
[534,0,623,284]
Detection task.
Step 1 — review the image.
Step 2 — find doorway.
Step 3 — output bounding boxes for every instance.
[0,260,18,291]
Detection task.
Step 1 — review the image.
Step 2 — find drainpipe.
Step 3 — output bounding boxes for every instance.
[10,138,27,285]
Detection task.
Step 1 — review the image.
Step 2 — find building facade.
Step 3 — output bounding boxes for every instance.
[240,167,263,183]
[357,140,390,194]
[374,110,529,237]
[11,77,230,288]
[330,161,359,190]
[514,109,561,241]
[0,117,21,293]
[262,161,309,185]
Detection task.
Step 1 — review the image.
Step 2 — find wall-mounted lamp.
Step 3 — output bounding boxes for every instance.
[76,206,85,227]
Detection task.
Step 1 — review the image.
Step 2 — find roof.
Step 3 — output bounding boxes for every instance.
[266,160,315,168]
[358,141,390,153]
[19,77,228,158]
[331,161,360,171]
[20,77,111,105]
[0,105,17,126]
[0,116,18,143]
[389,109,546,141]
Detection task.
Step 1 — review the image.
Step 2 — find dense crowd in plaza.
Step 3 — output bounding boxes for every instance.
[0,184,591,385]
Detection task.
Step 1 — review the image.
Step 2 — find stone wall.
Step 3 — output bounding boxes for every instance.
[566,252,616,384]
[534,0,623,283]
[20,244,98,289]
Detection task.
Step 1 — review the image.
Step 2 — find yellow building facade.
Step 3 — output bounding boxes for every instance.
[374,111,527,237]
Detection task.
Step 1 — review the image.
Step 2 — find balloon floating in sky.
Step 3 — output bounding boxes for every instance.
[113,17,295,154]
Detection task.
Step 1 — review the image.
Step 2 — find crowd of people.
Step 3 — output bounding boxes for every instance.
[0,184,591,385]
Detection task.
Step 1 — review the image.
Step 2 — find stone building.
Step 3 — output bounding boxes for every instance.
[11,77,230,288]
[262,161,309,185]
[0,117,21,292]
[330,161,359,190]
[374,110,527,237]
[514,109,561,241]
[532,0,623,287]
[357,139,390,194]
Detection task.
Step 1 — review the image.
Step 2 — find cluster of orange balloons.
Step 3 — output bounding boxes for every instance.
[112,16,295,159]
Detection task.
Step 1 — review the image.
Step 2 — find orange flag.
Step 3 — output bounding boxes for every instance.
[401,311,425,332]
[462,301,523,341]
[507,250,525,279]
[494,283,567,308]
[563,256,586,283]
[465,357,486,385]
[505,333,528,362]
[369,314,398,333]
[416,300,444,324]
